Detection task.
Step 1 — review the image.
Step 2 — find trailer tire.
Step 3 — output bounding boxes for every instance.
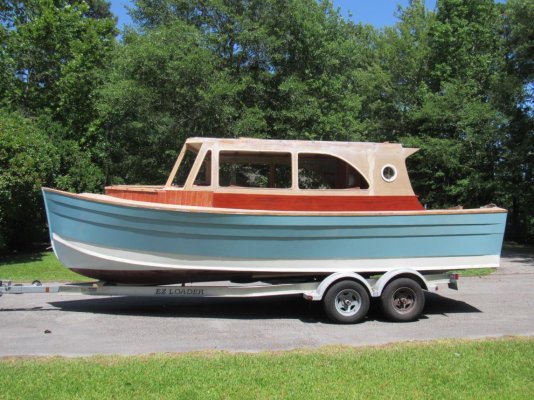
[323,280,370,324]
[380,278,425,322]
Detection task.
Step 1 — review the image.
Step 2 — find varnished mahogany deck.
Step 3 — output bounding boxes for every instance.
[105,188,424,211]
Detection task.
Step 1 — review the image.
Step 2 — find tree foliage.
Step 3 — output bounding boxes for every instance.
[0,0,533,251]
[97,21,232,183]
[0,110,57,251]
[0,109,102,252]
[0,0,115,250]
[101,0,387,182]
[378,0,532,241]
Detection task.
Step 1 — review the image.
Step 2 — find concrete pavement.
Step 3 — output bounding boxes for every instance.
[0,248,532,356]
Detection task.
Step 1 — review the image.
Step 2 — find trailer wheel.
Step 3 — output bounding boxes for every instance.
[380,278,425,322]
[323,280,370,324]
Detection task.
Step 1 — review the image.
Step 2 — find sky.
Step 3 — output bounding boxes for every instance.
[333,0,437,27]
[109,0,438,31]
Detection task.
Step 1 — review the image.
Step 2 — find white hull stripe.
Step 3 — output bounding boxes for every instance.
[53,234,500,273]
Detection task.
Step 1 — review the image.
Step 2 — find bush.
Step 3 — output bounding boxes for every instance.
[0,110,104,252]
[0,110,59,251]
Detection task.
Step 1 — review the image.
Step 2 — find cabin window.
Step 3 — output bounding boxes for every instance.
[381,164,397,182]
[219,151,292,188]
[193,151,212,186]
[298,153,369,190]
[172,147,198,187]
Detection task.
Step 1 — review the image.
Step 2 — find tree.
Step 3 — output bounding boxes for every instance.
[1,0,532,248]
[0,110,56,250]
[0,0,116,142]
[0,0,115,252]
[378,1,505,212]
[96,21,235,183]
[0,108,104,251]
[378,0,435,141]
[494,0,534,242]
[98,0,386,186]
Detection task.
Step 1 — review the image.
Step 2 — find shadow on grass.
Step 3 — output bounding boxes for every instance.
[0,251,46,266]
[40,291,480,324]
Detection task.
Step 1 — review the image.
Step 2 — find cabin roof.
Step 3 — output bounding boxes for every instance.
[185,137,417,155]
[169,136,422,197]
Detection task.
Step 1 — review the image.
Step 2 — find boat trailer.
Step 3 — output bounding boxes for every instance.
[0,271,458,323]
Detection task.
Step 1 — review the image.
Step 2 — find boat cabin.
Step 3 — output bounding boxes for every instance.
[105,137,424,211]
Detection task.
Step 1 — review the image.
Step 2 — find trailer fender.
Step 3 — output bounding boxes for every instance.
[373,269,429,297]
[304,272,373,301]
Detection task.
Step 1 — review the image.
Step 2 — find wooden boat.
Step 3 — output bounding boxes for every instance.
[42,137,507,284]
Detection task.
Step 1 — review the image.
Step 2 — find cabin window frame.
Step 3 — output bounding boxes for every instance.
[189,149,212,188]
[165,143,213,189]
[183,146,213,189]
[296,151,370,191]
[217,150,293,190]
[165,145,188,187]
[166,143,371,192]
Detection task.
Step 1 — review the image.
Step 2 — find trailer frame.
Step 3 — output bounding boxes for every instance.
[0,270,459,323]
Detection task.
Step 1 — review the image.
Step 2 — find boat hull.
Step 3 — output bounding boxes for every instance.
[43,188,507,284]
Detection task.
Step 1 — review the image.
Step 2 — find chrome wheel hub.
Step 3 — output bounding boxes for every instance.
[334,289,362,316]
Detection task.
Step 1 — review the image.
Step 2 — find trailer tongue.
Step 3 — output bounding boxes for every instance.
[0,280,319,298]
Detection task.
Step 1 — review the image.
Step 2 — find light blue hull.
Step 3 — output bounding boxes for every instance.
[42,188,507,284]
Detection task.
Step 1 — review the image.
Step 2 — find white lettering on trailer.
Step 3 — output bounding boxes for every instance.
[155,287,204,296]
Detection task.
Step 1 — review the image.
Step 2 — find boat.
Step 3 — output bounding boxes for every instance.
[42,137,507,285]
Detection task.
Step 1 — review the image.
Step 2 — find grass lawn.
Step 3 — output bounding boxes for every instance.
[0,337,532,399]
[0,250,92,282]
[451,268,496,277]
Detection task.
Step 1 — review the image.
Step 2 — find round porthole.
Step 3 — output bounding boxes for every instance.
[381,165,397,182]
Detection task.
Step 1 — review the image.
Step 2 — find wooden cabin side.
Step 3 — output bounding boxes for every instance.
[105,138,424,211]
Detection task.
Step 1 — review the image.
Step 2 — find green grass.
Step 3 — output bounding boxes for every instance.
[0,338,532,399]
[0,251,92,282]
[451,268,496,277]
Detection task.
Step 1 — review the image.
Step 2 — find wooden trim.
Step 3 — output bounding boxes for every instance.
[107,185,374,196]
[45,188,507,217]
[213,187,371,196]
[105,187,422,211]
[165,145,187,187]
[291,152,298,190]
[105,185,163,192]
[212,193,424,211]
[212,145,220,188]
[184,145,209,189]
[104,187,213,207]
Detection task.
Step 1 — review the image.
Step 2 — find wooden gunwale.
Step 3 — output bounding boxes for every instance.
[107,185,374,196]
[44,188,507,217]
